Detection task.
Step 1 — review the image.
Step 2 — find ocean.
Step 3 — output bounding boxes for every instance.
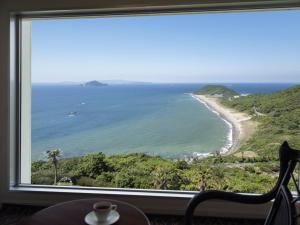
[32,83,296,160]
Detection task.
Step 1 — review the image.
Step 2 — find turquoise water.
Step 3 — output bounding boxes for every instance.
[32,84,228,160]
[32,83,296,160]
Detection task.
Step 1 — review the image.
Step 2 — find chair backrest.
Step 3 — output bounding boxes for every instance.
[184,142,300,225]
[264,186,295,225]
[264,141,300,202]
[264,142,300,225]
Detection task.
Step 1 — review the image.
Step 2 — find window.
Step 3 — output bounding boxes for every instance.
[16,10,300,195]
[2,1,299,216]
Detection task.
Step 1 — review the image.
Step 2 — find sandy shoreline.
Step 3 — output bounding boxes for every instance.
[192,94,257,155]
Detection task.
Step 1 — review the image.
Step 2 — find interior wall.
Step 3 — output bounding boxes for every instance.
[0,3,9,206]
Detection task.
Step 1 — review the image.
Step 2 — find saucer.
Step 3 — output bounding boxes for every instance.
[84,210,120,225]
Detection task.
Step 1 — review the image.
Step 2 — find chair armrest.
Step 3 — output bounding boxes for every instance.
[184,190,272,225]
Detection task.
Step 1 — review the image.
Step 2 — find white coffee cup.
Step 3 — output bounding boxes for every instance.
[93,201,117,222]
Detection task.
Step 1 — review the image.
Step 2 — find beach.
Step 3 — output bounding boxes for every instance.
[32,84,230,159]
[192,94,258,155]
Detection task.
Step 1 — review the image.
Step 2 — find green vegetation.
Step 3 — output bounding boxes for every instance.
[32,85,300,193]
[193,85,239,98]
[32,152,277,193]
[222,85,300,158]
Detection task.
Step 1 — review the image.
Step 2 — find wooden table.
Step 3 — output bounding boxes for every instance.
[20,199,150,225]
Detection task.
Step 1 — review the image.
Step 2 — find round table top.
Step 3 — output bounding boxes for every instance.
[20,198,150,225]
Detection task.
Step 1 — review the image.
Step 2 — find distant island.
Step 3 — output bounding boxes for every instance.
[81,80,108,87]
[194,85,239,98]
[32,80,153,86]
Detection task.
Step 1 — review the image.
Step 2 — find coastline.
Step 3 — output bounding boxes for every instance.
[191,94,257,155]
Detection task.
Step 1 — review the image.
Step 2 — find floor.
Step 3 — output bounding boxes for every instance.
[0,204,264,225]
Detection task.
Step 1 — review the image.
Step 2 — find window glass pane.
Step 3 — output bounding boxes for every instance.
[26,10,300,193]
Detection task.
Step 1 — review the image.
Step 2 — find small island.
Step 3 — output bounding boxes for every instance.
[194,85,239,98]
[81,80,108,87]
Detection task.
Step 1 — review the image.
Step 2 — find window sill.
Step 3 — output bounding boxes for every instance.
[5,185,272,218]
[10,184,195,198]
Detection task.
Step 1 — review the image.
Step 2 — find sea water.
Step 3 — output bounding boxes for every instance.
[32,83,296,160]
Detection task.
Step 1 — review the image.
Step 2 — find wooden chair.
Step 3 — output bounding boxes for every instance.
[184,141,300,225]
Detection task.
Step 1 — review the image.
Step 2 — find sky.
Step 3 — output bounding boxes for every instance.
[32,10,300,83]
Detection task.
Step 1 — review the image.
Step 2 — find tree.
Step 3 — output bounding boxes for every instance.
[46,149,61,185]
[76,152,108,178]
[151,165,181,190]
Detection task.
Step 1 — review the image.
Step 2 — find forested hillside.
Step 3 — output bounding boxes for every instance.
[222,85,300,157]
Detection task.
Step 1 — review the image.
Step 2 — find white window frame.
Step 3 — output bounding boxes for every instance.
[1,0,300,217]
